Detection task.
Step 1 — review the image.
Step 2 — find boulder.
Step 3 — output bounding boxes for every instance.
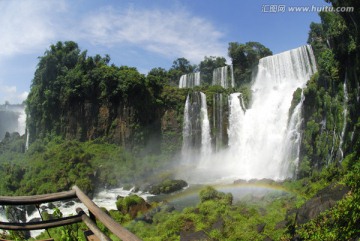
[180,230,210,241]
[147,179,188,195]
[295,183,349,225]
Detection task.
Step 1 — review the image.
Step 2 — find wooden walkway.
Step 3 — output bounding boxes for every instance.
[0,186,142,241]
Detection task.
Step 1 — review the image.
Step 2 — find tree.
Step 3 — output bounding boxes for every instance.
[199,56,227,85]
[228,42,272,86]
[168,57,197,85]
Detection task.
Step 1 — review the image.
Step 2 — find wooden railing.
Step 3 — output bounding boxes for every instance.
[0,186,142,241]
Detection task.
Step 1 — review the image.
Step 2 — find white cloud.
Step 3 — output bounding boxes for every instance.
[0,0,68,56]
[79,6,227,63]
[0,84,28,104]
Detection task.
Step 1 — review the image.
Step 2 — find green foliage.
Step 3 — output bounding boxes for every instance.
[228,41,272,86]
[116,195,145,213]
[168,57,197,85]
[198,56,227,85]
[148,179,188,195]
[199,186,232,205]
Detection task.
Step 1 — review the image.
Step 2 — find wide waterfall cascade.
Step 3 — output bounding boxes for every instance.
[225,45,317,180]
[181,92,211,163]
[212,65,235,88]
[178,45,317,182]
[179,72,201,88]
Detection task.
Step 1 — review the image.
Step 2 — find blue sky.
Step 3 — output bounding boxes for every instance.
[0,0,330,104]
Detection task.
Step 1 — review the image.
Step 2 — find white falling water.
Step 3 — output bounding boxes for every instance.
[225,45,317,180]
[228,93,245,149]
[230,45,316,179]
[213,93,225,152]
[212,65,234,88]
[179,72,201,88]
[180,45,317,182]
[281,91,305,177]
[181,94,192,162]
[199,92,212,165]
[338,79,349,161]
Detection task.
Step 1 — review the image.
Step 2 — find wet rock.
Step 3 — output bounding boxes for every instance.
[257,223,266,233]
[212,217,224,232]
[62,201,75,209]
[26,205,37,217]
[263,236,274,241]
[28,217,42,223]
[275,220,287,230]
[135,202,175,224]
[295,183,349,225]
[146,179,188,195]
[116,195,151,219]
[180,230,210,241]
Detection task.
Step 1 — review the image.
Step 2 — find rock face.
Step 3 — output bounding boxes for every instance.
[116,195,151,219]
[147,179,188,195]
[295,183,349,225]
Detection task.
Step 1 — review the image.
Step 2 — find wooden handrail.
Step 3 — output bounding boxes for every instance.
[72,186,142,241]
[0,190,77,205]
[0,214,82,230]
[76,208,112,241]
[0,186,142,241]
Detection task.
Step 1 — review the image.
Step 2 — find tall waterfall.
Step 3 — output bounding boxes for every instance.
[281,91,305,177]
[181,92,211,163]
[338,78,349,161]
[199,92,212,165]
[225,45,317,179]
[212,65,235,88]
[178,45,317,183]
[212,93,228,152]
[228,93,245,149]
[179,72,201,88]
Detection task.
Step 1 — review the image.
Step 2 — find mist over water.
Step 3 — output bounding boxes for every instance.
[178,45,317,183]
[0,105,26,140]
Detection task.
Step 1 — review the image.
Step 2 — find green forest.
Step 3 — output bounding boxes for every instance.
[1,0,360,240]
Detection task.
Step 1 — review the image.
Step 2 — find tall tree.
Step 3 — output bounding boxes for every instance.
[228,41,272,86]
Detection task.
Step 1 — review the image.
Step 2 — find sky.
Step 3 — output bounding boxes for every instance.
[0,0,330,104]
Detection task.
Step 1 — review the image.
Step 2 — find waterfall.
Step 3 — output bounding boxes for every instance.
[181,92,209,163]
[179,72,201,88]
[225,45,317,180]
[212,65,234,88]
[213,93,225,152]
[181,94,193,162]
[281,91,305,178]
[178,45,317,182]
[199,92,212,165]
[227,93,245,149]
[338,79,349,161]
[226,45,317,179]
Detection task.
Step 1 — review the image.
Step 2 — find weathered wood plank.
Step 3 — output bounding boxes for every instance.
[73,185,142,241]
[0,214,82,230]
[84,230,101,241]
[0,190,77,205]
[77,208,111,241]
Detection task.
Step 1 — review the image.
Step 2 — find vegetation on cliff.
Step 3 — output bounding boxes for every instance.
[1,0,360,240]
